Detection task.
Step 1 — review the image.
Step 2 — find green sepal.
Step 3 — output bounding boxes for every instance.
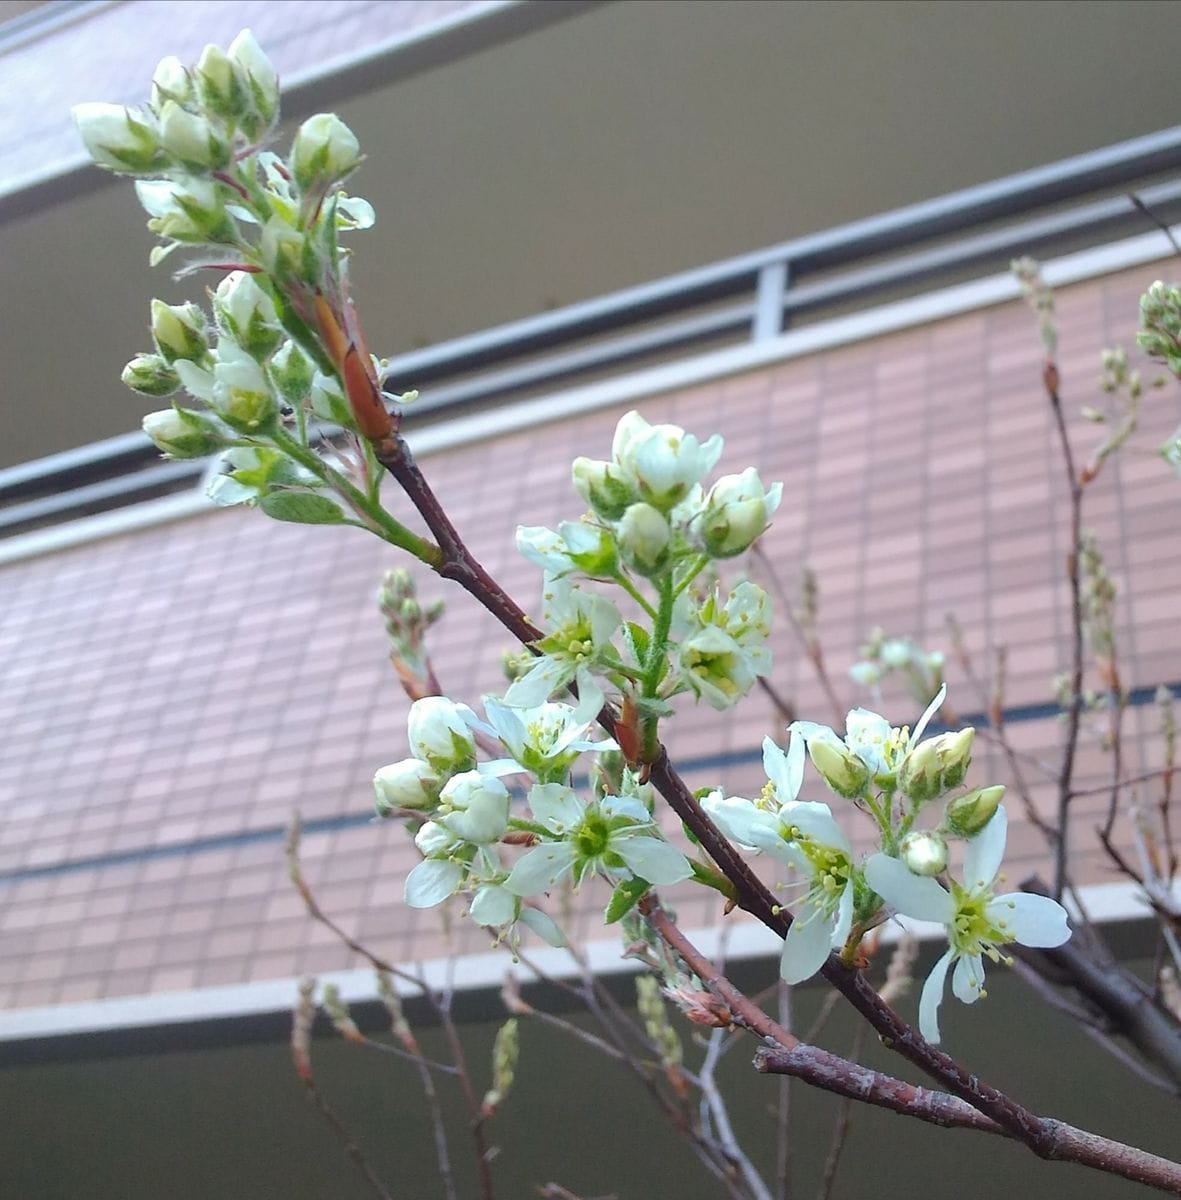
[604,876,651,924]
[624,620,650,667]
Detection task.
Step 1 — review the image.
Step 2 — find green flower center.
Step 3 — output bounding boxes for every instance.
[574,812,611,860]
[950,885,1011,961]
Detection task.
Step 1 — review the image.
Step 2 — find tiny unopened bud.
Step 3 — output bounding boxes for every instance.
[228,29,279,135]
[142,406,228,458]
[157,100,228,169]
[269,341,314,405]
[214,271,283,359]
[123,352,180,397]
[407,696,478,774]
[150,299,209,363]
[437,772,510,844]
[373,758,440,815]
[291,113,362,192]
[944,785,1005,837]
[807,736,868,799]
[572,456,635,521]
[899,830,948,877]
[897,728,974,804]
[195,43,244,121]
[151,56,194,109]
[697,467,782,558]
[617,502,671,576]
[72,103,160,173]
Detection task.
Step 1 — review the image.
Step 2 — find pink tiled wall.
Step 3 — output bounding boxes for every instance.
[1,260,1179,1010]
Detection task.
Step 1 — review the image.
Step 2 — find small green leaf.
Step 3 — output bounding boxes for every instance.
[604,876,650,924]
[259,490,346,525]
[625,621,650,666]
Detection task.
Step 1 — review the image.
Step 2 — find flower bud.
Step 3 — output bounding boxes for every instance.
[308,373,350,424]
[437,772,510,845]
[211,344,277,432]
[617,502,671,577]
[806,734,869,799]
[142,407,228,459]
[612,414,723,512]
[228,29,279,135]
[157,100,228,169]
[136,177,233,246]
[195,43,244,121]
[213,271,283,359]
[697,467,782,558]
[259,216,306,280]
[414,820,454,857]
[291,113,362,191]
[72,103,160,173]
[407,697,478,774]
[899,830,948,877]
[268,341,314,405]
[373,758,441,815]
[150,299,209,363]
[122,353,180,397]
[944,785,1005,837]
[571,457,636,521]
[897,728,974,804]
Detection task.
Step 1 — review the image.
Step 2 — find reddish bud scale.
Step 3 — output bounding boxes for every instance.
[313,292,392,440]
[615,694,643,766]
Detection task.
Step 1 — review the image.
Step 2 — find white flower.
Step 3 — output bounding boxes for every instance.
[209,343,277,432]
[404,822,501,909]
[704,782,855,984]
[611,411,724,512]
[864,807,1071,1043]
[676,624,756,711]
[467,884,567,947]
[407,696,479,775]
[505,784,691,896]
[790,684,947,797]
[515,522,617,580]
[503,576,621,724]
[478,697,616,784]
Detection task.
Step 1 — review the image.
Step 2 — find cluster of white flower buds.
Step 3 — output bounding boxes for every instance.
[74,31,388,522]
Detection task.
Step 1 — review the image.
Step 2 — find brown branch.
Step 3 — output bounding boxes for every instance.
[372,433,1181,1192]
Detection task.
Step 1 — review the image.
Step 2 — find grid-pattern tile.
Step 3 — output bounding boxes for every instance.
[1,260,1179,1010]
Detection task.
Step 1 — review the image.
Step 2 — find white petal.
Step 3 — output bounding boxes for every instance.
[763,733,804,803]
[570,669,605,726]
[987,892,1071,948]
[404,859,464,908]
[613,832,693,885]
[504,843,576,896]
[528,783,584,833]
[781,801,850,853]
[911,682,948,745]
[864,854,954,923]
[600,794,650,823]
[702,794,775,848]
[469,884,517,927]
[963,805,1008,890]
[504,656,570,708]
[919,948,954,1044]
[953,953,986,1005]
[519,906,567,947]
[779,903,832,984]
[832,883,854,948]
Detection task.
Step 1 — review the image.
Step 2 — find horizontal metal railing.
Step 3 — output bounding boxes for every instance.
[6,123,1181,539]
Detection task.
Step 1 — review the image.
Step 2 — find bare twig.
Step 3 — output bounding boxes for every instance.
[371,433,1181,1192]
